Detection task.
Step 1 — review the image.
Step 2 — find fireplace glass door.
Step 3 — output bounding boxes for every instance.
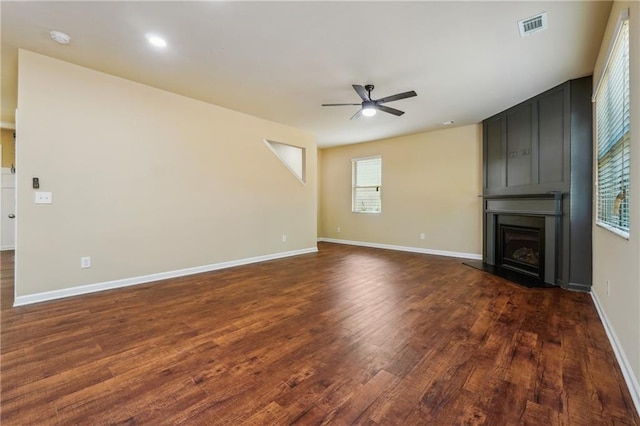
[496,215,545,278]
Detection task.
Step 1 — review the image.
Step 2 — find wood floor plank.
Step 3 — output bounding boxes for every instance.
[1,244,638,425]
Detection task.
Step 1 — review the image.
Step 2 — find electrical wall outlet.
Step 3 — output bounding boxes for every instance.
[420,233,425,240]
[282,235,287,243]
[80,256,91,269]
[337,227,341,233]
[35,192,53,204]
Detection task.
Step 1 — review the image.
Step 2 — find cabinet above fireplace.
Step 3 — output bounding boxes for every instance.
[483,78,591,196]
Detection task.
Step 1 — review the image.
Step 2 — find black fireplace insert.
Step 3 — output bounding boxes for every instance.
[497,215,545,279]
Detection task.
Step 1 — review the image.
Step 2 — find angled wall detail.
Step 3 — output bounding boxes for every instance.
[264,139,306,184]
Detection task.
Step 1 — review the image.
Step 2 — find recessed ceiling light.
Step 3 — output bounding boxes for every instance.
[50,30,71,45]
[442,120,455,126]
[146,34,167,48]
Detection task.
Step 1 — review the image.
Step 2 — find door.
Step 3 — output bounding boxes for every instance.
[1,167,16,250]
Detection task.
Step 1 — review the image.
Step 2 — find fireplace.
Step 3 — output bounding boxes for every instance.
[496,215,545,279]
[464,193,562,288]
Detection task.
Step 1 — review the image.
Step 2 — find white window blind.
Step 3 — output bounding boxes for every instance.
[352,156,381,213]
[595,17,630,236]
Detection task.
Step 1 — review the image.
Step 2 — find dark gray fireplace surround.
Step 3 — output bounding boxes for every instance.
[484,193,561,287]
[477,76,593,291]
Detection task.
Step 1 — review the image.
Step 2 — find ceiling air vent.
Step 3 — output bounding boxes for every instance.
[518,12,547,37]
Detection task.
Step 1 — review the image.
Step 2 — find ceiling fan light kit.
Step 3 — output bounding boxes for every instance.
[362,103,377,117]
[322,84,417,120]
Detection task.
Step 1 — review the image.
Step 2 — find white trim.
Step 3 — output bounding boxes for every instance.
[1,246,15,251]
[317,237,482,260]
[592,8,630,101]
[13,247,318,307]
[596,222,630,240]
[591,290,640,415]
[0,122,15,130]
[263,139,306,186]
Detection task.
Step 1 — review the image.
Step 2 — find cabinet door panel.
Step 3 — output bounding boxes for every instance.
[485,116,504,189]
[506,103,533,187]
[538,89,565,184]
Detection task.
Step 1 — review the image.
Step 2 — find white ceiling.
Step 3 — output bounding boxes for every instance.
[1,1,611,147]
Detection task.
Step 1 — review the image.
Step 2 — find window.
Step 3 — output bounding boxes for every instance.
[595,14,630,237]
[352,156,381,213]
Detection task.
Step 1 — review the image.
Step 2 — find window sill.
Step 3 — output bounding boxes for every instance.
[596,222,630,240]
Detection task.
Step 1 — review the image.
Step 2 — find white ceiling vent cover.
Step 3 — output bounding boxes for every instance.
[518,12,548,37]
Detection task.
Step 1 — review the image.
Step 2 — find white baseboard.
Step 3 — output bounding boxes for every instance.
[1,246,15,251]
[317,237,482,260]
[591,290,640,415]
[13,247,318,307]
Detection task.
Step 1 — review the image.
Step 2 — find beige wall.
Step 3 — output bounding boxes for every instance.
[15,50,317,298]
[1,128,15,168]
[592,1,640,392]
[320,124,482,256]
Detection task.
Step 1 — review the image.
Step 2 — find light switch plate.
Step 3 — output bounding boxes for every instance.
[35,192,53,204]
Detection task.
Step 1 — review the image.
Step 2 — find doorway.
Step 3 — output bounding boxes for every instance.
[1,127,17,251]
[1,167,16,250]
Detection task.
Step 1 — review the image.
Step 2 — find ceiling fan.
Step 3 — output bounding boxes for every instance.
[322,84,417,120]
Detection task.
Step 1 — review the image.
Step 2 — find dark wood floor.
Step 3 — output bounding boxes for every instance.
[1,243,638,425]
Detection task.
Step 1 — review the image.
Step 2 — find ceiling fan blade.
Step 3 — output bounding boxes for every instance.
[322,103,362,106]
[377,105,405,116]
[376,90,417,104]
[352,85,371,102]
[350,109,363,120]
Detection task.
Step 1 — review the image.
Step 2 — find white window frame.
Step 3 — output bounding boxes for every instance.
[593,9,630,239]
[352,156,382,214]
